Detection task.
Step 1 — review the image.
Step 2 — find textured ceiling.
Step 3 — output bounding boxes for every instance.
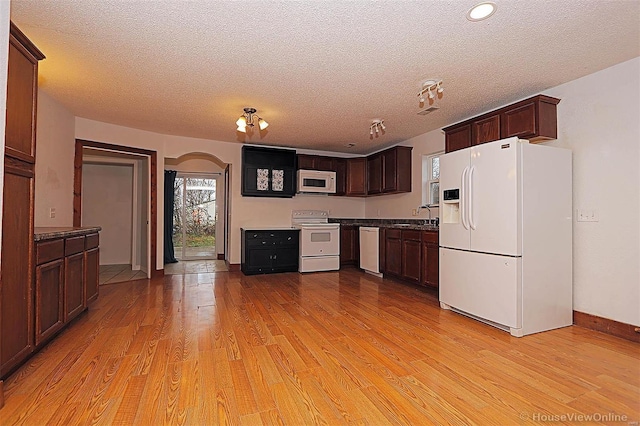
[10,0,640,154]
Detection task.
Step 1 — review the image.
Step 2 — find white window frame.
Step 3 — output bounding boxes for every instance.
[423,152,443,206]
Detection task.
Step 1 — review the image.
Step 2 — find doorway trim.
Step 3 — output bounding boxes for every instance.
[74,139,161,278]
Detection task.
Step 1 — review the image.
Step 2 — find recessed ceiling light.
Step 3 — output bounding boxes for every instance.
[466,2,497,21]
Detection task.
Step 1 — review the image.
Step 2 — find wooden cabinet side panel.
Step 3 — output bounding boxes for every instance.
[0,171,35,375]
[85,248,100,304]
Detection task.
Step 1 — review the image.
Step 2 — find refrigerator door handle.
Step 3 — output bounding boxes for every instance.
[461,166,469,230]
[469,165,477,230]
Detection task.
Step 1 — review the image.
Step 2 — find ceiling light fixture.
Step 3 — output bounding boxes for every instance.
[370,119,385,137]
[236,107,268,133]
[418,79,443,106]
[466,2,497,21]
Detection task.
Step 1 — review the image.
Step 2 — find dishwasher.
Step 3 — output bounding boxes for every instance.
[359,227,381,275]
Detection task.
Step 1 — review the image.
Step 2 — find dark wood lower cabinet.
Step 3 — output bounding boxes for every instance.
[384,230,402,276]
[384,228,439,288]
[421,231,439,288]
[340,225,359,266]
[1,229,99,382]
[401,231,421,283]
[65,252,85,322]
[35,259,64,346]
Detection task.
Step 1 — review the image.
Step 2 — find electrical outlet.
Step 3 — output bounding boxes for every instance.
[49,208,56,219]
[411,209,417,216]
[577,209,599,222]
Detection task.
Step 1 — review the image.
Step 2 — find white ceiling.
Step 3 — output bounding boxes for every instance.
[10,0,640,154]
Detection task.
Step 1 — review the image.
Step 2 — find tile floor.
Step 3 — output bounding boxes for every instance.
[164,259,229,275]
[99,264,148,285]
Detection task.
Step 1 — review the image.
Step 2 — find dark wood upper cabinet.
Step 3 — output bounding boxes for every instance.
[242,146,297,197]
[444,94,560,153]
[472,114,501,145]
[296,154,335,171]
[346,158,367,196]
[445,122,472,153]
[333,158,347,196]
[366,154,382,195]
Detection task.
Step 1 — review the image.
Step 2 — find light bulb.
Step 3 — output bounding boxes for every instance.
[380,122,386,130]
[258,119,269,130]
[428,89,435,99]
[436,83,443,94]
[236,116,247,128]
[370,128,374,136]
[236,125,246,133]
[419,94,425,103]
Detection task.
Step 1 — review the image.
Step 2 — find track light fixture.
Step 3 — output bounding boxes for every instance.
[236,107,269,133]
[418,79,444,106]
[370,119,385,137]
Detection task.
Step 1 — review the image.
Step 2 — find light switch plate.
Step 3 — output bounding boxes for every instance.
[577,209,599,222]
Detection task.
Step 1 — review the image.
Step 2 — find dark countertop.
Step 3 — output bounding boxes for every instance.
[34,226,102,242]
[329,218,438,232]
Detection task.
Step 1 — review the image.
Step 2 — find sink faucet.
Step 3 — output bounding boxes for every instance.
[417,205,432,222]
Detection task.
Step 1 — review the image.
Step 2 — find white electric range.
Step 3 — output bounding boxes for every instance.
[291,210,340,273]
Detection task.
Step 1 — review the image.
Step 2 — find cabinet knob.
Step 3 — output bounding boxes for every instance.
[262,241,266,245]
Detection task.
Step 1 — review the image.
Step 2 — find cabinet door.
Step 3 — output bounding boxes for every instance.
[385,236,402,276]
[5,34,39,160]
[315,156,335,172]
[297,154,316,169]
[367,154,382,195]
[445,123,472,153]
[245,248,275,273]
[421,231,439,288]
[85,248,99,304]
[35,259,64,346]
[501,101,537,139]
[346,158,367,196]
[333,158,347,196]
[272,247,299,272]
[402,238,421,283]
[65,252,85,321]
[0,172,34,376]
[382,150,396,192]
[340,226,355,265]
[472,114,500,145]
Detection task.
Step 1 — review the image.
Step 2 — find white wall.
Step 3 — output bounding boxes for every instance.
[0,1,11,271]
[34,90,75,226]
[74,118,365,268]
[544,58,640,326]
[82,163,134,265]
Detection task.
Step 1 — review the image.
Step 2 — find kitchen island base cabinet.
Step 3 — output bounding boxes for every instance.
[241,229,300,275]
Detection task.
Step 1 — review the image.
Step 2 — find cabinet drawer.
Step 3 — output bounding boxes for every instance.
[36,239,64,265]
[422,231,438,244]
[401,230,421,241]
[85,233,99,250]
[65,236,85,256]
[386,229,401,239]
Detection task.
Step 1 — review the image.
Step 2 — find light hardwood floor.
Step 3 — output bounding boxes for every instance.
[0,268,638,425]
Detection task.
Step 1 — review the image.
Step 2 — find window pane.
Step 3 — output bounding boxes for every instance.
[431,157,440,179]
[430,182,439,204]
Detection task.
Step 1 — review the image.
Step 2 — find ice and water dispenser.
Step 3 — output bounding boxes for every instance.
[442,188,460,224]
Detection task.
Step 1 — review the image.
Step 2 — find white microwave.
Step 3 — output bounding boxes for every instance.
[297,169,336,194]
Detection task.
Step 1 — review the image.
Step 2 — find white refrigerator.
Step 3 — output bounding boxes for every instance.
[439,137,572,337]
